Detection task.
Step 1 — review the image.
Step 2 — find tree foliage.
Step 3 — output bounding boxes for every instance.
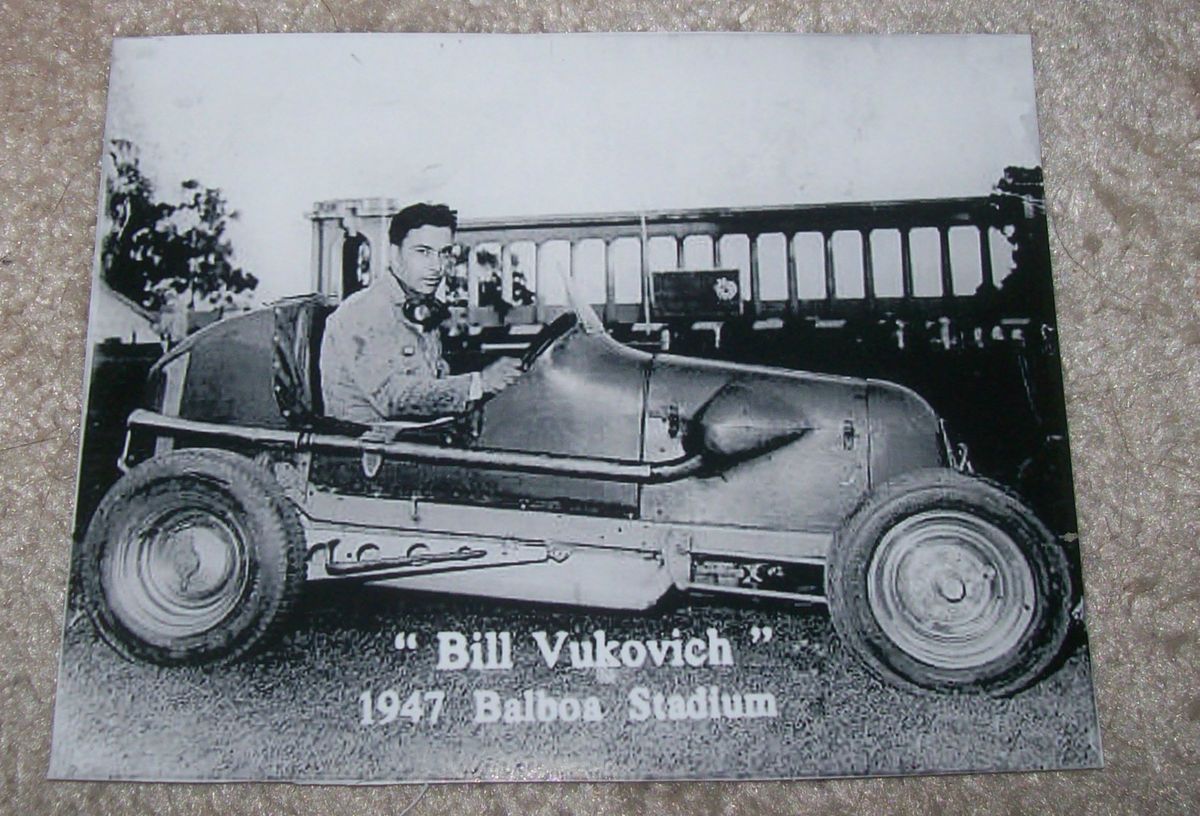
[987,166,1054,322]
[101,139,257,313]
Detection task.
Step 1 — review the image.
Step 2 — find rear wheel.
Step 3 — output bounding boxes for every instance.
[826,469,1072,696]
[80,449,306,666]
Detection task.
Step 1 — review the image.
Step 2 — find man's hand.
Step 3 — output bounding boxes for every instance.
[479,357,523,396]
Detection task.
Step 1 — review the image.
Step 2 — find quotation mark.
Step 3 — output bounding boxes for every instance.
[750,625,774,644]
[394,632,419,651]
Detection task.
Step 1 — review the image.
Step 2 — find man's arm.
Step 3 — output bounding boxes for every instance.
[363,367,474,420]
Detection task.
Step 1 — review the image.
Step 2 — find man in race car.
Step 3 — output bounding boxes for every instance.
[320,203,522,423]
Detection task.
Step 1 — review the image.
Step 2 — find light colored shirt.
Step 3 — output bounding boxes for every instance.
[320,271,476,423]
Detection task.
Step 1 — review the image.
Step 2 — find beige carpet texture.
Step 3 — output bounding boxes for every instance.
[2,2,1197,814]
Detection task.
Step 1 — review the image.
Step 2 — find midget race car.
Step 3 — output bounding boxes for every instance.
[78,290,1074,697]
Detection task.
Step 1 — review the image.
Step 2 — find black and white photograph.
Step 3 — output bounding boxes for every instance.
[50,32,1101,782]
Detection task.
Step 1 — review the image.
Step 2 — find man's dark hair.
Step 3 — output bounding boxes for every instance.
[389,203,458,248]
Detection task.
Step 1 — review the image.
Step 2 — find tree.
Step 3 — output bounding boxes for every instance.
[101,139,258,314]
[987,166,1054,324]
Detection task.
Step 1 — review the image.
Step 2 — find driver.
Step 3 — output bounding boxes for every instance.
[320,203,523,424]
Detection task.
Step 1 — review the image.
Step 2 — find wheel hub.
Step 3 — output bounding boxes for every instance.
[935,572,967,603]
[867,510,1036,670]
[152,525,237,599]
[105,507,250,642]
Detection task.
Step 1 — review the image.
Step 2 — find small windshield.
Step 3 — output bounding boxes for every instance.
[562,270,606,335]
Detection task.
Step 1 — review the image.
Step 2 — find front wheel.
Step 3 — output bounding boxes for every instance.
[826,469,1073,696]
[79,449,306,666]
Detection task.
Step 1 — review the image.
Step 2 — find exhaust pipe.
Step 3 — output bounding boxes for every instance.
[126,409,705,484]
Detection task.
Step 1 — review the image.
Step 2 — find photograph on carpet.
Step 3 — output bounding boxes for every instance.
[51,33,1101,782]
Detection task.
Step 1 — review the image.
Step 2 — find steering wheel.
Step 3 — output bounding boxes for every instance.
[520,312,578,371]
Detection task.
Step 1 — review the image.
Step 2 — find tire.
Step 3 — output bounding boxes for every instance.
[79,449,306,666]
[825,468,1072,696]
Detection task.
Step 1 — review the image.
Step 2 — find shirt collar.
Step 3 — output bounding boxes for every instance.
[371,265,408,305]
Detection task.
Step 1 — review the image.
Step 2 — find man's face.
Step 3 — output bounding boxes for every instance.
[390,224,455,297]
